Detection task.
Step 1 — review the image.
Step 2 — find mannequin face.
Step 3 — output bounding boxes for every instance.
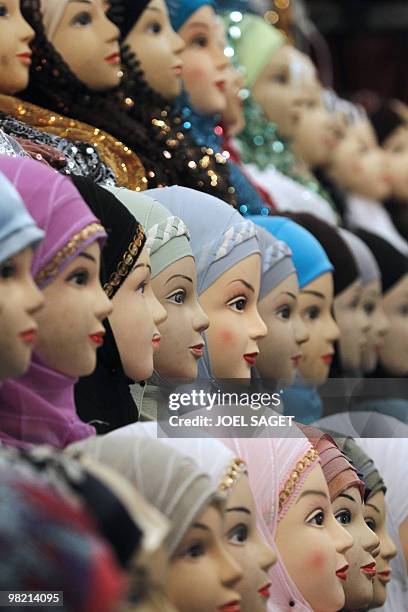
[292,88,339,168]
[166,503,242,612]
[363,491,398,608]
[297,272,340,384]
[360,280,389,373]
[0,247,44,380]
[51,0,121,91]
[199,254,267,379]
[384,125,408,201]
[334,280,370,373]
[35,242,112,377]
[332,486,380,610]
[124,0,185,100]
[0,0,34,94]
[328,121,391,200]
[151,256,209,381]
[257,273,309,385]
[109,246,167,382]
[223,475,277,612]
[179,6,229,115]
[222,66,246,138]
[252,46,318,140]
[378,274,408,375]
[276,464,353,612]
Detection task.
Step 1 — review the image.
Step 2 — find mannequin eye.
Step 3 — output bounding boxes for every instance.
[227,523,248,545]
[0,259,16,279]
[180,542,205,559]
[166,289,186,304]
[66,269,90,285]
[363,301,376,315]
[349,297,360,309]
[364,517,376,531]
[335,509,351,525]
[0,4,9,18]
[303,305,320,320]
[227,296,247,312]
[276,304,291,320]
[191,34,208,48]
[146,20,162,34]
[272,72,288,84]
[71,11,93,26]
[136,281,147,294]
[399,303,408,316]
[307,509,325,526]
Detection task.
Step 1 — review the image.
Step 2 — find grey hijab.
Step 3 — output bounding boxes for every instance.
[257,226,295,300]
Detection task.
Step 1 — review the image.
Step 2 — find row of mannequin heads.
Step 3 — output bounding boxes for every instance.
[2,0,408,204]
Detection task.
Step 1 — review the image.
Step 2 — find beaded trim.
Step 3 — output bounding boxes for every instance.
[35,222,104,286]
[279,447,319,512]
[104,226,145,298]
[219,458,246,493]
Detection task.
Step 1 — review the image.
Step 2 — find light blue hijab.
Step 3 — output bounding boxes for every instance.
[0,171,44,264]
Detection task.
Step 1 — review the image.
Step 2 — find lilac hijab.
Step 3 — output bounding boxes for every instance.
[0,157,106,449]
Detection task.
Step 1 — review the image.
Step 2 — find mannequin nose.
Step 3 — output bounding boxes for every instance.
[250,307,267,342]
[260,539,277,572]
[330,513,354,555]
[383,530,398,561]
[104,13,120,43]
[294,312,309,346]
[219,543,243,588]
[362,520,381,557]
[26,277,44,317]
[96,286,113,321]
[171,29,186,55]
[151,291,167,327]
[327,313,340,343]
[193,301,210,334]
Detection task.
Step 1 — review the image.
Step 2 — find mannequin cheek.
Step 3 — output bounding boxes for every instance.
[309,550,329,570]
[220,328,236,345]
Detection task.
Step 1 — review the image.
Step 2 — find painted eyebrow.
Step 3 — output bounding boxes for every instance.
[301,290,325,300]
[165,274,193,284]
[227,279,255,293]
[296,490,329,504]
[226,506,251,515]
[68,0,92,4]
[78,252,96,262]
[365,502,380,514]
[338,492,356,503]
[191,522,210,532]
[133,263,152,273]
[281,291,297,299]
[185,22,210,29]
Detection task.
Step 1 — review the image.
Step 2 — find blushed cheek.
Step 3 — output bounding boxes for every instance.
[309,550,328,570]
[219,328,235,344]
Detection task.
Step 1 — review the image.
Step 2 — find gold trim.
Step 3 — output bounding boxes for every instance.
[219,458,246,492]
[35,222,105,285]
[279,447,319,512]
[0,94,148,192]
[103,226,145,298]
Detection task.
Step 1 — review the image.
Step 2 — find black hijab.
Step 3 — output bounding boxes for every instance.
[71,177,146,432]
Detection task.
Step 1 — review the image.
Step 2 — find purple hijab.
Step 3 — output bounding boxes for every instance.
[0,157,106,449]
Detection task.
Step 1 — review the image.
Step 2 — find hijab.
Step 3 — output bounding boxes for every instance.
[0,469,126,612]
[254,215,333,288]
[339,229,380,286]
[356,229,407,294]
[70,428,221,554]
[166,0,215,31]
[0,171,43,264]
[0,158,106,449]
[71,178,146,433]
[255,225,295,300]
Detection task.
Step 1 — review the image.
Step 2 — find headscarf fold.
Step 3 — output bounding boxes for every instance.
[339,229,380,286]
[0,171,43,264]
[356,229,408,294]
[147,186,260,294]
[69,428,220,554]
[252,224,295,300]
[255,215,333,288]
[71,178,146,433]
[40,0,70,40]
[0,157,106,449]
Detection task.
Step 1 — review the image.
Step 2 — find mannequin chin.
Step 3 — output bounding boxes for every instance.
[223,475,276,612]
[332,486,380,611]
[124,0,185,100]
[252,46,318,140]
[166,503,242,612]
[199,254,267,379]
[384,124,408,201]
[34,242,112,378]
[151,256,209,381]
[0,247,44,381]
[109,246,167,382]
[363,491,398,609]
[378,274,408,375]
[296,272,340,385]
[256,273,309,386]
[327,120,391,201]
[275,464,352,612]
[51,0,121,91]
[179,6,229,115]
[360,280,389,374]
[334,280,369,373]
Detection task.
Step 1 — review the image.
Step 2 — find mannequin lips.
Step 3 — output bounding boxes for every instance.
[219,601,240,612]
[89,331,105,346]
[361,561,376,577]
[377,569,391,584]
[20,328,37,344]
[215,80,226,92]
[104,52,121,65]
[172,63,183,76]
[152,334,161,350]
[258,582,272,598]
[16,51,32,65]
[291,353,302,367]
[243,352,258,366]
[335,564,349,581]
[190,343,205,358]
[321,353,333,365]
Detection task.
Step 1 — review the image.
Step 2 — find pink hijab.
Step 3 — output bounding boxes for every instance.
[0,157,106,449]
[222,433,319,611]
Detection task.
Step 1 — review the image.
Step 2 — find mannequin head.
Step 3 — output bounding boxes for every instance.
[147,186,266,380]
[276,462,352,611]
[252,45,319,140]
[178,5,229,115]
[222,65,246,138]
[328,118,390,200]
[364,490,398,608]
[123,0,185,100]
[383,124,408,201]
[360,280,389,373]
[41,0,121,91]
[0,0,34,94]
[334,280,369,373]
